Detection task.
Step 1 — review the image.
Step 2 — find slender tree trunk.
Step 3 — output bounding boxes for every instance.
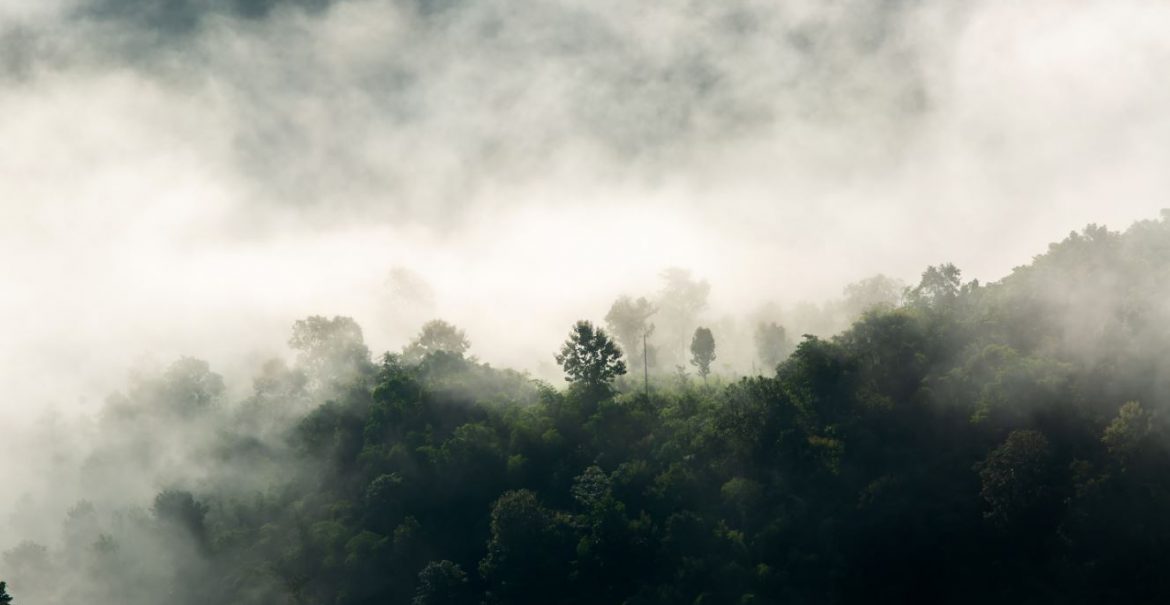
[643,330,649,398]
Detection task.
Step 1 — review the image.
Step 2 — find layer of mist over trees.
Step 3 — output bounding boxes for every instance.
[7,215,1170,603]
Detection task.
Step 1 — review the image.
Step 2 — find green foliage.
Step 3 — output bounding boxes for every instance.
[554,320,627,388]
[18,216,1170,604]
[0,581,11,605]
[977,430,1055,527]
[1102,401,1151,464]
[906,262,962,309]
[480,490,573,604]
[414,560,474,605]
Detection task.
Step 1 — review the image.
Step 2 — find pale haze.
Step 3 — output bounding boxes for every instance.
[3,0,1169,426]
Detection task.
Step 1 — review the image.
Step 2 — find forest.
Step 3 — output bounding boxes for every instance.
[5,214,1170,604]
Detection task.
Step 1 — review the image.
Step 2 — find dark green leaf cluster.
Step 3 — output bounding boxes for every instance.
[555,321,627,387]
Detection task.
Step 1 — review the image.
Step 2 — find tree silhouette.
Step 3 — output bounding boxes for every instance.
[554,321,626,388]
[689,327,716,383]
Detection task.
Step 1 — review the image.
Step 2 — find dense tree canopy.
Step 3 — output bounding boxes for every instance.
[8,217,1170,604]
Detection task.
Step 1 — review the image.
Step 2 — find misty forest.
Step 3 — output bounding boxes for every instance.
[5,219,1170,604]
[7,0,1170,604]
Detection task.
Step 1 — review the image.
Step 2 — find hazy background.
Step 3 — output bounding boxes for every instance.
[3,0,1170,428]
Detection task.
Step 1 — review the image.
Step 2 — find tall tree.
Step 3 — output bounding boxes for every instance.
[978,430,1055,527]
[0,581,11,605]
[479,490,572,605]
[555,321,626,388]
[403,319,470,362]
[689,327,716,383]
[842,274,905,317]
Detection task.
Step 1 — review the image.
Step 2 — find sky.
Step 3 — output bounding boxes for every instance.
[3,0,1170,423]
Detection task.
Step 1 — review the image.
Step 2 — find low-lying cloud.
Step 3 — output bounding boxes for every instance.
[3,0,1170,429]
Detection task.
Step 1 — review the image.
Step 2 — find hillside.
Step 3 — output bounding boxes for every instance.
[6,216,1170,604]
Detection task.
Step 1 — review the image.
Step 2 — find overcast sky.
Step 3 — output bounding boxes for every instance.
[3,0,1170,421]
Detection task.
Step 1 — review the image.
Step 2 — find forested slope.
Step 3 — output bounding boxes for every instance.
[6,216,1170,604]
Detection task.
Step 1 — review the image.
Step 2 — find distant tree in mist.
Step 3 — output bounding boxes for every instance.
[289,315,371,388]
[387,267,437,310]
[843,274,905,316]
[906,263,962,309]
[150,357,225,416]
[754,322,790,371]
[3,542,48,584]
[403,319,470,362]
[689,327,716,383]
[604,296,657,371]
[657,268,710,363]
[555,321,626,388]
[250,358,309,403]
[0,581,11,605]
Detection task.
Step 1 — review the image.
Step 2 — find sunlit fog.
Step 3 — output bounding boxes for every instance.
[3,1,1170,603]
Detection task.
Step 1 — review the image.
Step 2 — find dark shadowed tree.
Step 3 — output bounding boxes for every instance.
[555,321,626,388]
[689,327,716,383]
[1102,401,1152,467]
[152,490,210,548]
[479,490,572,605]
[0,581,11,605]
[978,430,1055,527]
[403,319,470,362]
[413,560,475,605]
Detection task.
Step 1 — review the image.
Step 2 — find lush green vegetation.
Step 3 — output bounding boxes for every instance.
[7,216,1170,604]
